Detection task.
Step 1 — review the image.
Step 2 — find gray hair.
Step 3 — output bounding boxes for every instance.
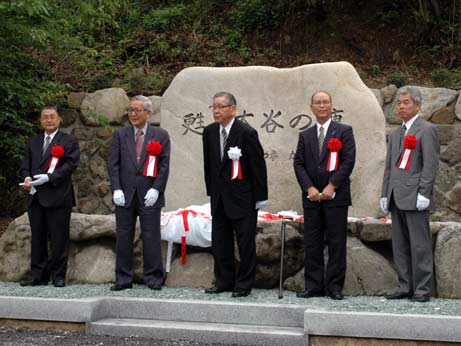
[310,90,332,104]
[213,92,237,106]
[131,95,153,112]
[398,86,422,105]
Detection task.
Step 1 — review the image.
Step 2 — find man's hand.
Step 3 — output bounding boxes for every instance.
[307,186,321,202]
[29,174,49,187]
[321,183,336,200]
[22,177,32,191]
[113,189,125,207]
[416,193,430,211]
[144,188,159,207]
[380,197,388,214]
[255,200,268,210]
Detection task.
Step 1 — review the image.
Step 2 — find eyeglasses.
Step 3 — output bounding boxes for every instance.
[128,108,145,113]
[209,105,232,110]
[312,101,331,106]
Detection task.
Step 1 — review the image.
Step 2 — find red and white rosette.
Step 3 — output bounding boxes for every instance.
[227,146,242,180]
[327,138,342,172]
[46,145,64,173]
[143,141,162,177]
[397,135,417,170]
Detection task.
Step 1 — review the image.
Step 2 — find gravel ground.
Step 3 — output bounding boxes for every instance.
[0,327,252,346]
[1,281,460,316]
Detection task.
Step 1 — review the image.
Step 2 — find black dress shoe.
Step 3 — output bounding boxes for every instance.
[53,279,65,288]
[20,279,48,287]
[110,283,133,291]
[231,289,251,298]
[385,291,411,300]
[204,286,232,294]
[411,295,430,303]
[147,283,162,290]
[329,292,344,300]
[296,290,324,298]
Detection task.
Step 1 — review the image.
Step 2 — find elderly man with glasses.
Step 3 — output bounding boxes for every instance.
[109,95,171,291]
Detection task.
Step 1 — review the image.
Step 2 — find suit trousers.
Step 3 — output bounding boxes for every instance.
[390,199,432,297]
[303,205,348,293]
[211,198,258,291]
[28,198,71,282]
[115,193,163,286]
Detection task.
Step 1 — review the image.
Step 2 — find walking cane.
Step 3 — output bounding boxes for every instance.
[278,215,293,299]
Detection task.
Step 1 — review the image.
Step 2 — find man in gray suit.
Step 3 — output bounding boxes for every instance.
[109,95,170,291]
[381,86,439,303]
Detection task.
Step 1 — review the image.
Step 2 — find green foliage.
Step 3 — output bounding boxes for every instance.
[234,0,285,34]
[143,4,188,32]
[430,68,455,86]
[385,71,408,87]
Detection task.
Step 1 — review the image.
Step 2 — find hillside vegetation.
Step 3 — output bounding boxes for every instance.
[1,0,460,216]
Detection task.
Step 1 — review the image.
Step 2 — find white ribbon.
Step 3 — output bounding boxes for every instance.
[398,149,412,170]
[47,157,59,174]
[146,155,156,176]
[327,152,338,172]
[228,146,242,180]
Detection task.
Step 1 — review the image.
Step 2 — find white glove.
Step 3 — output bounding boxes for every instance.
[380,197,388,214]
[113,189,125,206]
[29,186,37,195]
[416,193,430,211]
[144,188,159,207]
[255,200,268,210]
[29,174,49,187]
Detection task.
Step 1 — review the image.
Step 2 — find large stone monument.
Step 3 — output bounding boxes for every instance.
[161,62,385,217]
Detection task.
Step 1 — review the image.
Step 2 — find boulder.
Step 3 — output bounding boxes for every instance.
[161,62,386,218]
[455,91,461,120]
[436,161,458,193]
[67,92,88,109]
[59,108,78,127]
[386,86,457,124]
[80,88,129,126]
[147,95,162,126]
[441,136,461,166]
[434,223,461,298]
[357,219,391,242]
[430,107,456,124]
[284,237,398,296]
[437,124,454,145]
[447,183,461,214]
[380,84,397,104]
[165,252,214,288]
[69,213,116,241]
[371,89,383,108]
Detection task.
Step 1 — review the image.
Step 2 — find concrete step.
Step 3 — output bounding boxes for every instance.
[87,318,306,346]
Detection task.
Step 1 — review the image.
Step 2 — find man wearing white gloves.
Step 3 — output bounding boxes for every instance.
[109,95,170,291]
[203,92,268,298]
[19,105,80,288]
[381,86,439,303]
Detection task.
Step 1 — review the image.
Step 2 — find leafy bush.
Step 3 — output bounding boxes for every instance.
[143,4,188,32]
[385,71,408,87]
[430,68,453,87]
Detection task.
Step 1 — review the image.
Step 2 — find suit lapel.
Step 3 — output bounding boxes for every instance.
[308,126,319,164]
[394,117,421,165]
[139,125,154,171]
[319,121,337,163]
[125,127,138,168]
[40,130,63,167]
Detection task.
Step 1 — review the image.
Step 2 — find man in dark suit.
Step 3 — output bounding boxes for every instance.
[381,86,439,303]
[109,95,170,291]
[20,105,80,287]
[202,92,268,298]
[293,91,356,300]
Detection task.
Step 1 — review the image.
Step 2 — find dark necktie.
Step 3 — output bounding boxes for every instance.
[318,126,325,156]
[135,129,143,163]
[400,124,407,149]
[43,135,51,156]
[221,128,228,160]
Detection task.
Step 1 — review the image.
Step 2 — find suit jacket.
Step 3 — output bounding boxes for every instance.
[293,121,356,209]
[20,130,80,208]
[381,117,439,211]
[109,124,170,208]
[203,119,268,219]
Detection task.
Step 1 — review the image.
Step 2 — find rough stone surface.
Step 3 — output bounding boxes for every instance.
[437,124,454,145]
[69,213,116,241]
[147,95,162,126]
[80,88,129,126]
[357,219,391,242]
[430,107,456,124]
[441,136,461,166]
[284,237,398,296]
[447,183,461,214]
[380,84,397,104]
[59,108,78,127]
[387,86,457,124]
[436,162,458,193]
[455,91,461,120]
[67,242,115,283]
[165,252,214,288]
[434,223,461,298]
[67,92,88,109]
[371,89,383,108]
[161,62,386,218]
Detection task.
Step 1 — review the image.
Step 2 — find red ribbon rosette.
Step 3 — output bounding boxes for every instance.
[46,145,64,173]
[327,138,342,172]
[398,135,417,170]
[143,141,162,177]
